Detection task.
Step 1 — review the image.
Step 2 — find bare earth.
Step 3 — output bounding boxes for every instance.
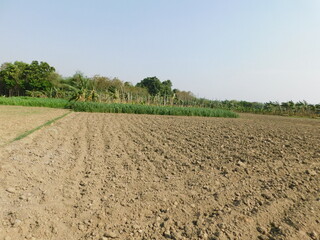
[0,112,319,240]
[0,105,69,146]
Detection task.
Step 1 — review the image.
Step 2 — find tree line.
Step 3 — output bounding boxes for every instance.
[0,60,319,117]
[0,61,195,105]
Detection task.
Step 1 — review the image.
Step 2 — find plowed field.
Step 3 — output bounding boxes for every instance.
[0,112,319,240]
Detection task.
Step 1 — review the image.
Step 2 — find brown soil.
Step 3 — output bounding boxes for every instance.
[0,105,69,145]
[0,113,319,240]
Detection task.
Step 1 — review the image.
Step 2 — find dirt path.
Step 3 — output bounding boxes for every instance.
[0,113,319,240]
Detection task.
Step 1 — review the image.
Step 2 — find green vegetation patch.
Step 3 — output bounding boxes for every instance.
[0,97,238,118]
[0,96,68,108]
[70,101,239,118]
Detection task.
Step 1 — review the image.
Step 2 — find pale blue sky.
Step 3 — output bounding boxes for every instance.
[1,0,319,103]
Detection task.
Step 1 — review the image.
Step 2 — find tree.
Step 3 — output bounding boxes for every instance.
[66,72,96,101]
[69,71,92,90]
[160,80,173,96]
[92,75,112,91]
[24,61,55,91]
[136,77,162,96]
[0,61,28,96]
[174,89,195,105]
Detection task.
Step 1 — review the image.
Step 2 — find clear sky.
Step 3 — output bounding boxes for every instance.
[1,0,319,103]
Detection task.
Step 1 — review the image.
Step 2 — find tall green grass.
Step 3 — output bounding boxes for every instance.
[0,96,68,108]
[70,101,238,118]
[0,97,238,118]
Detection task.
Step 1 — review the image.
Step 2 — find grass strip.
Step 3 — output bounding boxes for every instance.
[0,96,68,108]
[12,112,70,142]
[0,97,239,118]
[69,102,239,118]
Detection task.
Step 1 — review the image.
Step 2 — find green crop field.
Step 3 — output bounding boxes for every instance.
[0,96,68,108]
[70,101,238,118]
[0,97,238,118]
